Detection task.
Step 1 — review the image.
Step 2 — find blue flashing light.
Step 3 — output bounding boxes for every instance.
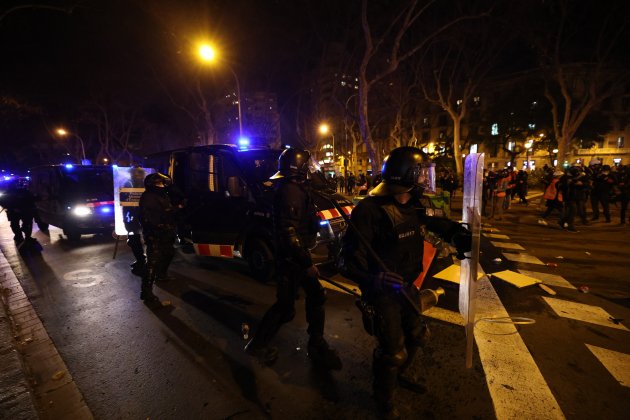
[238,137,250,148]
[100,206,112,214]
[3,176,11,181]
[25,176,30,180]
[319,220,329,226]
[65,164,74,170]
[112,164,118,169]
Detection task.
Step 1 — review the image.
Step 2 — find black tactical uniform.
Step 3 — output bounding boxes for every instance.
[0,178,36,244]
[245,148,342,370]
[591,164,614,222]
[340,147,471,420]
[619,166,630,224]
[139,173,177,303]
[123,167,147,275]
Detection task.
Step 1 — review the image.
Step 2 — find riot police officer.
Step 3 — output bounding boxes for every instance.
[0,178,37,245]
[123,166,147,275]
[245,148,342,370]
[339,147,471,419]
[138,173,178,304]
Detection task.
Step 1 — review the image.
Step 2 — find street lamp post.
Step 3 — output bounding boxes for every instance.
[198,43,244,138]
[524,140,533,170]
[56,128,87,163]
[319,123,335,173]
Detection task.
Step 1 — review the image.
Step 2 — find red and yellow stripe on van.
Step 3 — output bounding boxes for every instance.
[193,243,234,258]
[317,205,353,221]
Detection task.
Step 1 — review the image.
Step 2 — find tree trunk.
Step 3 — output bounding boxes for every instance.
[452,115,463,176]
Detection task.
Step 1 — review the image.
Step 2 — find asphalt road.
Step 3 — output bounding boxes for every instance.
[1,197,629,419]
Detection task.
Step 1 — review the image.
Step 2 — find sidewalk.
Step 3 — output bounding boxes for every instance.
[0,251,39,419]
[0,226,93,420]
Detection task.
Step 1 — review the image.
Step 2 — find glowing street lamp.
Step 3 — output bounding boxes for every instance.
[55,128,87,162]
[524,140,533,170]
[197,42,243,138]
[319,123,335,171]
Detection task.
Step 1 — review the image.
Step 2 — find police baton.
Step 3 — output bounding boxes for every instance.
[327,198,423,316]
[317,273,361,297]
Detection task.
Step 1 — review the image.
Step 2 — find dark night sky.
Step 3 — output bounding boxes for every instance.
[1,0,628,171]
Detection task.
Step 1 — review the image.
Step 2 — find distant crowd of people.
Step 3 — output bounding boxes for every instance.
[482,159,630,231]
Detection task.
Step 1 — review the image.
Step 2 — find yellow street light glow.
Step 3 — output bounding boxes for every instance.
[319,123,330,135]
[198,44,217,62]
[56,128,68,136]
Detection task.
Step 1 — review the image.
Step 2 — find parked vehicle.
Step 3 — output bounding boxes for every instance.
[145,145,353,282]
[29,164,115,241]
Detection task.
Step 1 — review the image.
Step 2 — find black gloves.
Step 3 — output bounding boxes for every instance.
[451,226,472,260]
[370,271,404,292]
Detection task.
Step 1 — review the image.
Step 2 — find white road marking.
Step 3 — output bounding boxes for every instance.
[483,233,511,239]
[542,297,629,331]
[62,269,103,288]
[474,276,565,419]
[585,344,630,387]
[491,241,525,250]
[423,306,465,326]
[518,270,576,290]
[502,252,545,265]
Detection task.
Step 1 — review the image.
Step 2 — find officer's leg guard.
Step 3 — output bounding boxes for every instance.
[9,217,23,242]
[302,275,342,370]
[141,237,160,304]
[397,309,429,394]
[127,233,146,267]
[373,347,407,420]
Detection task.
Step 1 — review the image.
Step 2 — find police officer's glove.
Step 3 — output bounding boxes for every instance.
[371,271,404,292]
[451,227,472,260]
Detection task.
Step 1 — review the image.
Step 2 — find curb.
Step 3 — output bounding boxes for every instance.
[0,238,93,420]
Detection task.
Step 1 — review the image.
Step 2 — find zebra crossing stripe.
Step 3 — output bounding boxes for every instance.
[502,252,545,265]
[483,233,510,239]
[474,276,565,419]
[490,241,525,250]
[585,344,630,387]
[542,297,629,331]
[517,270,576,290]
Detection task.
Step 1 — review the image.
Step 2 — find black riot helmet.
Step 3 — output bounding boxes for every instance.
[270,148,311,180]
[144,172,171,190]
[370,146,427,196]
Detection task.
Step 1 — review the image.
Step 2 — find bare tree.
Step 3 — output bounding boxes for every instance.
[357,0,486,172]
[533,0,630,163]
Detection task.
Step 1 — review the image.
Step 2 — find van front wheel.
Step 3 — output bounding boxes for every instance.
[246,238,274,283]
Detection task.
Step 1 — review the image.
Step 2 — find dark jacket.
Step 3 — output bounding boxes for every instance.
[273,180,320,269]
[139,187,177,235]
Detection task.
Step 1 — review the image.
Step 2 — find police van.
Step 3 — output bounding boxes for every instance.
[29,164,115,241]
[144,145,353,282]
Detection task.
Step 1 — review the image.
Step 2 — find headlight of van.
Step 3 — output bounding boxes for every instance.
[72,205,92,217]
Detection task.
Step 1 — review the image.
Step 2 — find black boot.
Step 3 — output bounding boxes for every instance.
[131,260,147,277]
[373,360,400,420]
[140,279,159,304]
[397,346,426,394]
[307,337,342,370]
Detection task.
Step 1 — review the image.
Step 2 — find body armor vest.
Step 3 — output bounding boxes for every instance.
[376,202,424,283]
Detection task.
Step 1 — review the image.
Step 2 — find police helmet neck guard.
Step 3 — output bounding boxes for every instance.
[270,148,311,180]
[370,146,427,197]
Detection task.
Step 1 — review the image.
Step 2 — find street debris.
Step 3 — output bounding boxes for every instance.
[609,317,624,325]
[546,262,558,268]
[578,285,590,293]
[51,370,65,381]
[490,270,541,288]
[538,283,557,295]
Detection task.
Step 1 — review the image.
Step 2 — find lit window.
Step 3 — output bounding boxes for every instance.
[507,141,515,151]
[470,144,478,153]
[613,158,622,165]
[618,136,625,148]
[491,123,499,136]
[553,159,558,166]
[456,99,463,106]
[473,96,480,104]
[528,123,536,129]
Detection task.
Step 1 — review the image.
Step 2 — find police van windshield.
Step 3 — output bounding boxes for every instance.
[237,150,281,184]
[61,167,113,198]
